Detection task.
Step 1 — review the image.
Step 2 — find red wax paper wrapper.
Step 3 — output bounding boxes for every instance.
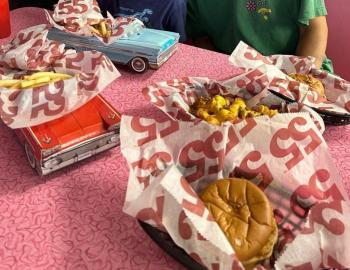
[121,78,349,269]
[229,41,350,115]
[142,76,325,133]
[45,0,144,44]
[0,24,120,128]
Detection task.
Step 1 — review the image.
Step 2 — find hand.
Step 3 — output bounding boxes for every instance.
[296,16,328,69]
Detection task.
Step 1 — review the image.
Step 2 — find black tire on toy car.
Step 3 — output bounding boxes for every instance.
[129,57,148,73]
[24,142,36,169]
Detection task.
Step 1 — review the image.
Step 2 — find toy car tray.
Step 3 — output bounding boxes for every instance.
[138,221,206,270]
[269,89,350,126]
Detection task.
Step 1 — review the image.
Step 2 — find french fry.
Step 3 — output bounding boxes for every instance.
[0,79,20,88]
[1,71,73,90]
[90,25,101,35]
[100,21,107,37]
[23,72,72,81]
[20,76,51,89]
[90,22,111,37]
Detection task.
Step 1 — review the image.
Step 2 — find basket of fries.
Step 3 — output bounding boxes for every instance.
[0,24,120,128]
[228,41,350,126]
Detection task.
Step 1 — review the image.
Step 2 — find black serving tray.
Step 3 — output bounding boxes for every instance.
[139,221,207,270]
[269,90,350,126]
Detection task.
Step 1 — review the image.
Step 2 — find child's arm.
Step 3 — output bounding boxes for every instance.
[296,16,328,69]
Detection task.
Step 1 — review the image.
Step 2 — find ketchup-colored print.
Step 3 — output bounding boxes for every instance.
[180,177,211,220]
[302,200,345,236]
[179,131,225,183]
[57,0,88,15]
[178,210,192,240]
[131,152,172,172]
[270,117,322,170]
[130,117,157,146]
[0,97,18,126]
[142,87,167,107]
[91,53,114,72]
[65,53,85,71]
[189,253,204,265]
[236,150,273,190]
[244,49,272,65]
[288,56,309,73]
[290,169,344,218]
[78,72,99,92]
[319,249,347,269]
[239,117,257,137]
[236,69,268,95]
[225,126,240,155]
[30,82,66,119]
[136,196,165,230]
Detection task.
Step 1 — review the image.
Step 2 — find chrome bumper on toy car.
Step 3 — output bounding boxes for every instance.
[149,45,178,69]
[37,129,120,176]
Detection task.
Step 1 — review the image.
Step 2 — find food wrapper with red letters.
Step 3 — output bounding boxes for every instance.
[45,0,144,44]
[121,78,350,269]
[142,76,325,133]
[228,41,350,116]
[0,24,120,128]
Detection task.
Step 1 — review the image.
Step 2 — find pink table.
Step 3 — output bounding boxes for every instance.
[0,7,349,270]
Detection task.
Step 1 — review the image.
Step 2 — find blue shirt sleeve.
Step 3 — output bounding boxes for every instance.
[102,0,187,42]
[97,0,119,17]
[162,0,187,42]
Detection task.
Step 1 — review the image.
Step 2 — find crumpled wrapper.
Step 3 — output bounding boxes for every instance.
[45,0,144,44]
[0,24,120,128]
[142,76,325,133]
[121,78,350,269]
[229,41,350,115]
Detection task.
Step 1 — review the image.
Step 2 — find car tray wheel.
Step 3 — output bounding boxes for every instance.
[129,57,148,73]
[25,142,36,169]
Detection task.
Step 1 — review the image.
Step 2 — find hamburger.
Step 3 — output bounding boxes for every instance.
[200,178,277,269]
[288,73,326,97]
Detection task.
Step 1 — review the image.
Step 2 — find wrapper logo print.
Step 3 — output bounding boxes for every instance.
[171,101,193,121]
[180,177,214,221]
[30,82,65,119]
[236,69,269,96]
[143,78,197,110]
[143,86,167,107]
[290,169,345,219]
[288,56,312,74]
[61,53,85,71]
[91,52,115,72]
[233,151,273,191]
[279,201,350,269]
[136,195,165,231]
[131,152,173,190]
[243,47,273,65]
[57,0,89,16]
[178,210,193,240]
[130,117,179,147]
[179,131,225,184]
[319,247,347,269]
[113,19,134,37]
[27,41,65,71]
[302,200,345,236]
[0,94,19,126]
[270,117,322,171]
[77,72,99,93]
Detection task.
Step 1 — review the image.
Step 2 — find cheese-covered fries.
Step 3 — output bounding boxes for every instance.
[191,95,278,125]
[90,21,112,38]
[0,71,73,90]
